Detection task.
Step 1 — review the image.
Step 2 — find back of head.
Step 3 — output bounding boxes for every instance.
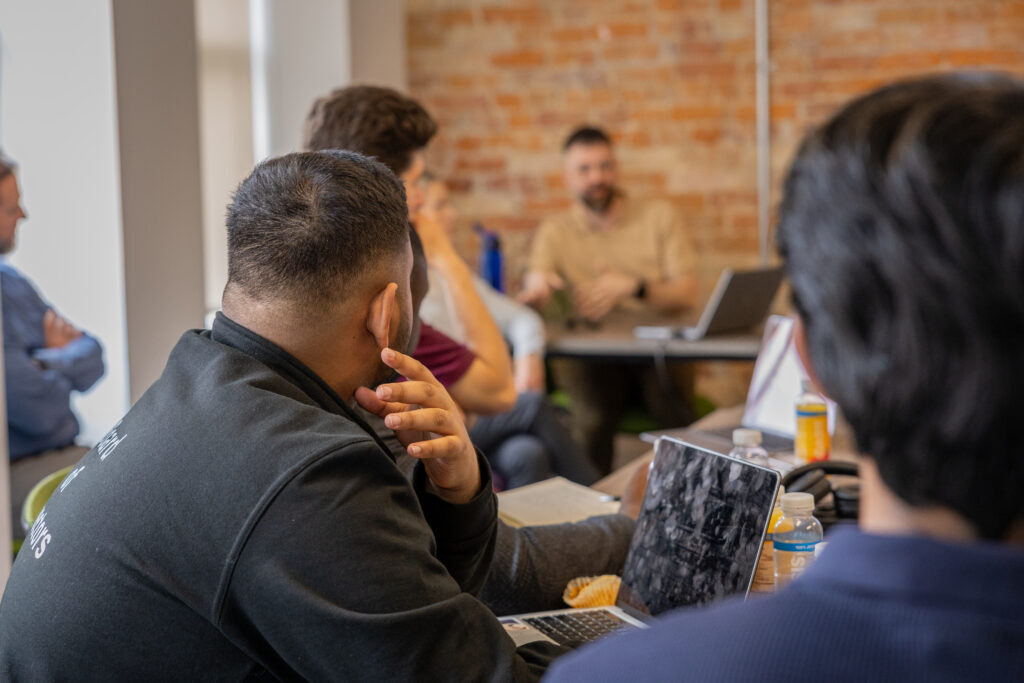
[0,151,17,181]
[777,71,1024,539]
[302,85,437,175]
[226,150,409,313]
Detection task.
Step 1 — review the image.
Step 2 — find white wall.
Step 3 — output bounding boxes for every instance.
[0,1,129,445]
[251,0,352,160]
[196,0,253,313]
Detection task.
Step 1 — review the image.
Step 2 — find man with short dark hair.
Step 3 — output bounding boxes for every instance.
[546,73,1024,682]
[0,155,104,539]
[520,126,700,473]
[302,85,633,614]
[0,151,561,680]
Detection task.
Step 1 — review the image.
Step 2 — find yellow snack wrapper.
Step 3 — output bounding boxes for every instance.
[562,574,621,608]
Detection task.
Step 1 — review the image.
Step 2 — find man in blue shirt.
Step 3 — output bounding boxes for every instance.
[1,156,104,537]
[546,73,1024,682]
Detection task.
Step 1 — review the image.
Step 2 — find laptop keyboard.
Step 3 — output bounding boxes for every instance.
[521,610,636,646]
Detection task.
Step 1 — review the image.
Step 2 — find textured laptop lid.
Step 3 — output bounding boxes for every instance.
[616,437,780,617]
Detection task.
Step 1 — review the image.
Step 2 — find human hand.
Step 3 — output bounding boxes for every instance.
[514,353,546,394]
[574,269,638,322]
[517,270,564,308]
[354,347,481,504]
[43,309,83,349]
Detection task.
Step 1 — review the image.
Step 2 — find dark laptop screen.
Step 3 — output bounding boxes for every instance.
[617,438,780,617]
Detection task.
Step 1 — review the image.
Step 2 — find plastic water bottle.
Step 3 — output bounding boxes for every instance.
[728,428,770,467]
[474,222,504,292]
[795,379,830,463]
[772,492,823,589]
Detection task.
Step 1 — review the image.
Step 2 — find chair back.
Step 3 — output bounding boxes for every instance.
[22,466,73,533]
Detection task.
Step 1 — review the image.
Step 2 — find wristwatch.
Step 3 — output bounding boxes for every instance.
[634,279,647,299]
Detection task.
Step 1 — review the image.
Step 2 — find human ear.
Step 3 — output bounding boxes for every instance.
[366,282,398,350]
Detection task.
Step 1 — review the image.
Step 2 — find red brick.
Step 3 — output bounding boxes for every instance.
[552,27,597,42]
[490,50,545,68]
[482,7,545,24]
[605,22,649,38]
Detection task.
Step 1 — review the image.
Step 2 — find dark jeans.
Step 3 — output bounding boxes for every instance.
[470,392,600,489]
[549,358,697,475]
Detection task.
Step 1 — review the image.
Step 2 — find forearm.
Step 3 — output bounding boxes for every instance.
[431,248,514,385]
[481,515,637,616]
[32,333,105,391]
[642,274,699,312]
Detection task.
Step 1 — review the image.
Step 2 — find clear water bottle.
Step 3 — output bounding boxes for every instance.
[728,428,770,467]
[772,492,823,589]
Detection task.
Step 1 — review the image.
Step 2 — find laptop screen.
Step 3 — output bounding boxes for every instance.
[616,437,780,617]
[742,314,837,438]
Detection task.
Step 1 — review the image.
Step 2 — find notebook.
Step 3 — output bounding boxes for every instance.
[634,266,785,341]
[499,436,781,649]
[641,315,837,460]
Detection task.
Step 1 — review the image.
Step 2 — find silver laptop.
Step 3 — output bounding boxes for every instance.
[642,315,836,460]
[500,437,781,649]
[635,266,785,341]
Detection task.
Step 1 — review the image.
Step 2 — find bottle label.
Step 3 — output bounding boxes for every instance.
[795,406,830,463]
[773,540,819,552]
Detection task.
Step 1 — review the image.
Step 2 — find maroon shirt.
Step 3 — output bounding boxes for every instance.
[413,323,475,388]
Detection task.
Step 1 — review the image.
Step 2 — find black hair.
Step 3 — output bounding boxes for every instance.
[776,71,1024,539]
[226,150,410,311]
[563,125,612,151]
[302,85,437,175]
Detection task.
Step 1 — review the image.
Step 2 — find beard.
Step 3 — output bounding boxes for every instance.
[580,184,616,214]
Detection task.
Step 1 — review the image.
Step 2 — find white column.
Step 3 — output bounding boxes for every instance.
[111,0,206,401]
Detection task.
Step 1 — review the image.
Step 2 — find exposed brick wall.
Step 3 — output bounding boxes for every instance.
[407,0,1024,296]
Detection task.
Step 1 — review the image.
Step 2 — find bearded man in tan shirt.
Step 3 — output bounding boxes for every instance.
[519,126,700,473]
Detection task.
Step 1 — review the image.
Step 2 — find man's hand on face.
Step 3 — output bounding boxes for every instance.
[574,269,638,322]
[517,270,564,308]
[354,347,482,505]
[43,309,83,349]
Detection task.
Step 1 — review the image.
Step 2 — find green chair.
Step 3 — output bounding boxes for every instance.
[21,465,73,534]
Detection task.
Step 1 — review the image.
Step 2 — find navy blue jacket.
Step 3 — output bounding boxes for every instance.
[546,528,1024,682]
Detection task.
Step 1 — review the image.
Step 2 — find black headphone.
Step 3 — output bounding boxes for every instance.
[780,461,859,528]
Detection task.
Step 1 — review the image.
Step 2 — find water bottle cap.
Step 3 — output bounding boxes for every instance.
[800,378,816,393]
[732,428,763,447]
[780,492,815,514]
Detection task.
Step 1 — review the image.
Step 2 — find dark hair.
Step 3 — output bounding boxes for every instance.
[0,152,17,181]
[776,71,1024,539]
[563,125,612,151]
[302,85,437,175]
[226,150,410,311]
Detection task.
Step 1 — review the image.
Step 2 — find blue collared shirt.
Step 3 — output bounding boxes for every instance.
[2,262,104,459]
[545,528,1024,682]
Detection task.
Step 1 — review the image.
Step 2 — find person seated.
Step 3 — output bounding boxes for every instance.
[518,126,701,474]
[303,85,598,488]
[1,154,104,539]
[417,171,547,394]
[0,151,563,679]
[546,72,1024,681]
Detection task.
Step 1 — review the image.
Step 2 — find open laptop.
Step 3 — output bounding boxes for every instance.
[500,436,781,648]
[634,266,785,341]
[642,315,837,459]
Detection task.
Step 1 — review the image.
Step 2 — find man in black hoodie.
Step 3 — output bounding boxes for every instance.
[0,150,561,680]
